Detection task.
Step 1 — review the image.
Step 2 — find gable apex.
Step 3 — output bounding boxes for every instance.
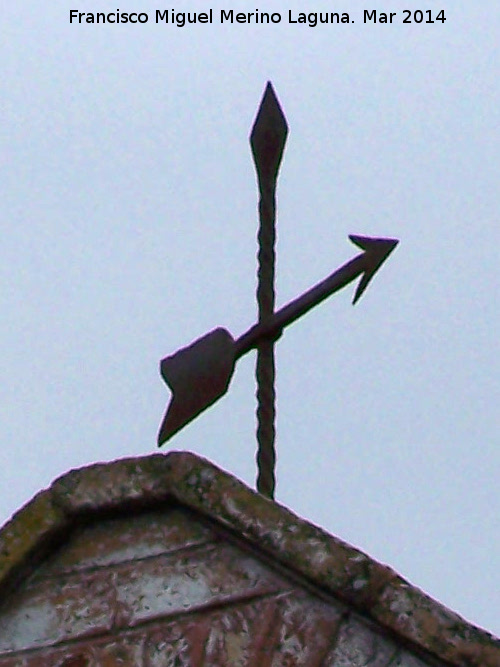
[0,451,498,666]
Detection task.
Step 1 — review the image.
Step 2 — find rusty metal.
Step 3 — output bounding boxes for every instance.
[158,236,398,445]
[250,83,288,499]
[158,83,399,499]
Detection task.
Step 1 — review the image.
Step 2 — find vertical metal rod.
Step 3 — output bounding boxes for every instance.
[250,83,288,499]
[255,172,277,498]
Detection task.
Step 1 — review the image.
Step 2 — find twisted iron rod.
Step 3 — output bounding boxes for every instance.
[250,83,288,499]
[255,179,277,498]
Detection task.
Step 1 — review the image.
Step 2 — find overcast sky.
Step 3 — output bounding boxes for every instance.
[1,1,498,637]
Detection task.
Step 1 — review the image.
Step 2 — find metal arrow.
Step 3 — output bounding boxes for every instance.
[158,233,398,446]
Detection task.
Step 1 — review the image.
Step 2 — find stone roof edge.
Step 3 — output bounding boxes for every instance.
[0,451,498,667]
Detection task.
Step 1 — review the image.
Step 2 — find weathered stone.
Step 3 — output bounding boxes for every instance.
[0,452,497,666]
[0,490,68,602]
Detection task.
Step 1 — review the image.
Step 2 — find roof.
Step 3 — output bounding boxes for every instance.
[0,451,498,666]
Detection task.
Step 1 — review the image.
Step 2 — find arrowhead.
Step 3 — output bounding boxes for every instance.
[349,235,399,304]
[158,328,236,446]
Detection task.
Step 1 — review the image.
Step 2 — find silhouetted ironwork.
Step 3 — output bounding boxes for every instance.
[250,83,288,499]
[157,82,399,501]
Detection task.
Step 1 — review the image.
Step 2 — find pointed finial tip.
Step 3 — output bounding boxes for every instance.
[250,82,288,180]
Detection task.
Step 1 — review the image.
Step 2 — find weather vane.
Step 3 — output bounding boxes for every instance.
[157,82,398,500]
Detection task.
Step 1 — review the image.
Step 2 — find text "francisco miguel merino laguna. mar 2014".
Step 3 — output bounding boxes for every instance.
[69,9,448,27]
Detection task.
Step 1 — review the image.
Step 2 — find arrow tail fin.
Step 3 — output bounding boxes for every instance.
[158,328,236,446]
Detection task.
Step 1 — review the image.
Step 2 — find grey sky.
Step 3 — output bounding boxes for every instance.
[1,1,498,636]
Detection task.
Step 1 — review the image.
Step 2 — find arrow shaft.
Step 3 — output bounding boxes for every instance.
[235,251,365,359]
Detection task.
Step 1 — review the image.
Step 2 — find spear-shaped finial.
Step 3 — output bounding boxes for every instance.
[250,82,288,499]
